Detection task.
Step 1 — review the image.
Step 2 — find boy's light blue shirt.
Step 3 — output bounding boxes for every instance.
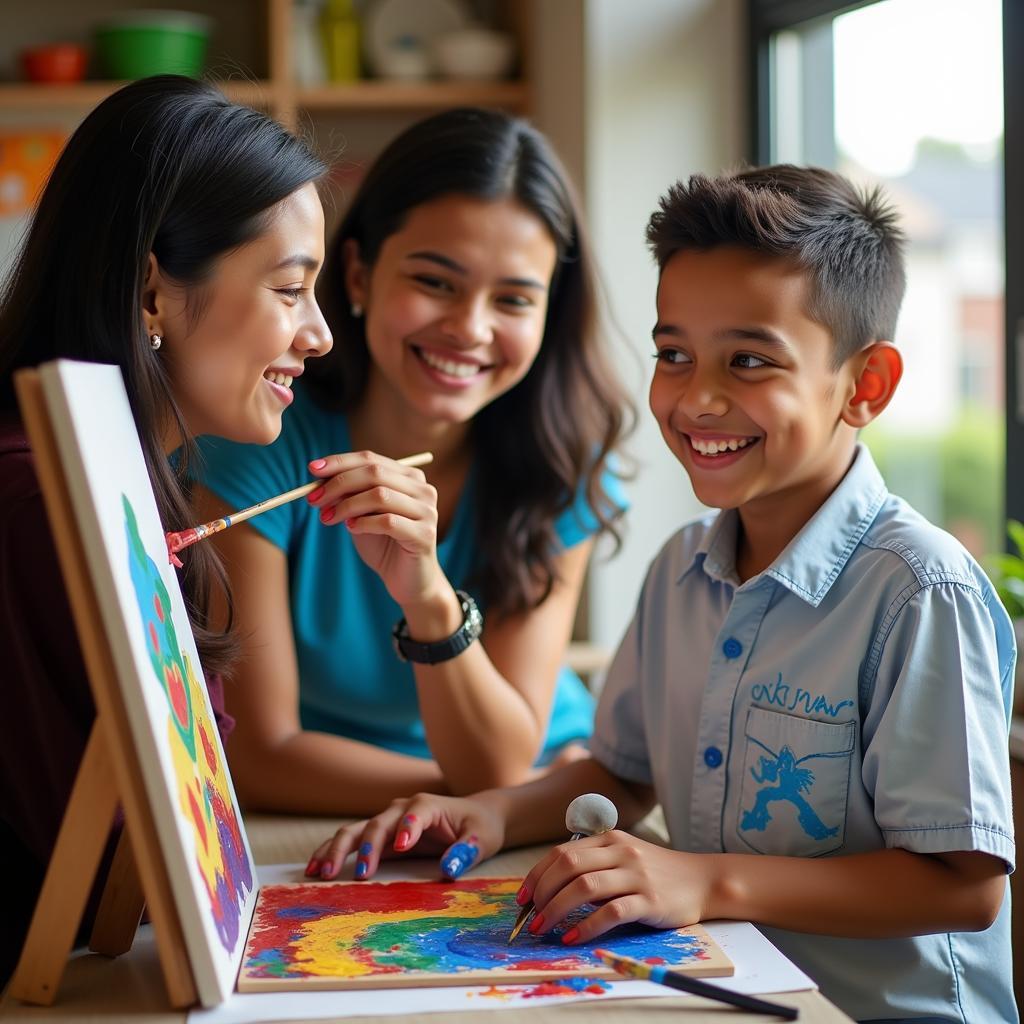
[195,383,618,760]
[592,444,1016,1024]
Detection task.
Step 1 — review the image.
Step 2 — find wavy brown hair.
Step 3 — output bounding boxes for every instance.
[0,76,326,674]
[308,107,632,615]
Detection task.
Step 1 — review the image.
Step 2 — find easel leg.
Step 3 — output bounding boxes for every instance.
[89,826,145,956]
[9,723,118,1006]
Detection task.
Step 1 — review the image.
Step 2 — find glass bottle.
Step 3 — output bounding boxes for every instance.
[321,0,360,82]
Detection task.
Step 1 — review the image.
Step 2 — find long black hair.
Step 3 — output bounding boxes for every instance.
[0,75,327,673]
[310,107,632,615]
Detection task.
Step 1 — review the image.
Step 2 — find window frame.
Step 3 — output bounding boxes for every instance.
[748,0,1018,530]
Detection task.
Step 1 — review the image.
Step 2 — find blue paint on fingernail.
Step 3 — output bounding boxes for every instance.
[355,860,368,879]
[359,842,372,856]
[441,841,479,880]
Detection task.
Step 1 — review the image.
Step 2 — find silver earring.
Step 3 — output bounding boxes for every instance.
[350,303,363,318]
[150,333,162,350]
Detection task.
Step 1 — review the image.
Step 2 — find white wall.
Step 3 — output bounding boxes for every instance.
[578,0,747,651]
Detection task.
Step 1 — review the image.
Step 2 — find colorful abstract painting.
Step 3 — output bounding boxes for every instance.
[37,361,258,1005]
[123,497,253,952]
[238,878,732,991]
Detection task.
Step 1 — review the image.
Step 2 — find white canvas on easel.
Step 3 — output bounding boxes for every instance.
[34,359,259,1006]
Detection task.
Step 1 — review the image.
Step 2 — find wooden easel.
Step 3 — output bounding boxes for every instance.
[8,370,198,1009]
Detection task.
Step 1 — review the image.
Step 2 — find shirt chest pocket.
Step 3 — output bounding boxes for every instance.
[736,706,856,857]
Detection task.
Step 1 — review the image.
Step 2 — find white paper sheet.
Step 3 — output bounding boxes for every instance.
[186,863,815,1024]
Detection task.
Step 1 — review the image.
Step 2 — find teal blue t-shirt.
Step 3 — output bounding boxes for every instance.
[195,383,622,760]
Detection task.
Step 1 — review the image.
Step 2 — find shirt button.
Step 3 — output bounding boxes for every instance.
[722,637,742,658]
[704,746,723,768]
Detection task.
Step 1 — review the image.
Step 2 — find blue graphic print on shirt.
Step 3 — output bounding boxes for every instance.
[740,741,840,841]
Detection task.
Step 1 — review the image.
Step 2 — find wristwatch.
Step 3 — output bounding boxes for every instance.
[392,590,483,664]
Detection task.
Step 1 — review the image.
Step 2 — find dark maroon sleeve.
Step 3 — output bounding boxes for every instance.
[0,426,234,986]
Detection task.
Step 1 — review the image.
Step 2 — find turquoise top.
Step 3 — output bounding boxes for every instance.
[195,383,624,760]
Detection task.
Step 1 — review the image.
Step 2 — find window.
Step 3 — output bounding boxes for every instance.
[750,0,1009,557]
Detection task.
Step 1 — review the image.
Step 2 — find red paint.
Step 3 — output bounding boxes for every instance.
[505,956,584,972]
[644,956,666,964]
[187,783,209,851]
[260,879,504,916]
[148,620,160,655]
[163,661,189,730]
[166,528,198,554]
[199,721,218,774]
[154,594,165,622]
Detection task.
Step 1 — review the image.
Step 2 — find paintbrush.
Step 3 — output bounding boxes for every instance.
[164,451,433,566]
[594,948,799,1020]
[508,793,618,943]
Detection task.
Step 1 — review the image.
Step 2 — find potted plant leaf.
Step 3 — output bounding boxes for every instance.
[986,519,1024,717]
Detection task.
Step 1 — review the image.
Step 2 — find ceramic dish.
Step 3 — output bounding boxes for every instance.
[363,0,470,77]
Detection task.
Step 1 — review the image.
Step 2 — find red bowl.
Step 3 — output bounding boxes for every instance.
[20,44,88,84]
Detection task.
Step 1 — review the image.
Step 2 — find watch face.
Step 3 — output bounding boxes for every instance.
[393,591,482,664]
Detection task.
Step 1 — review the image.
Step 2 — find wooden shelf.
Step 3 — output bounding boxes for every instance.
[0,80,275,111]
[0,78,528,117]
[296,79,529,113]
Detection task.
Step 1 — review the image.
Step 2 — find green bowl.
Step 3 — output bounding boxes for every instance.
[96,12,211,79]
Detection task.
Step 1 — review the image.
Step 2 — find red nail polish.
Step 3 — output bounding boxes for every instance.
[395,830,411,850]
[309,458,327,470]
[561,927,581,945]
[516,885,529,905]
[306,858,318,876]
[307,486,325,503]
[345,518,357,528]
[320,507,334,523]
[319,861,333,878]
[528,914,545,935]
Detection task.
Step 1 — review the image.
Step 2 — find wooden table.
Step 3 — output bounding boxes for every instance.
[0,814,853,1023]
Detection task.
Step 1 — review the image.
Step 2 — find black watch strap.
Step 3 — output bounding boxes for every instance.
[392,590,483,664]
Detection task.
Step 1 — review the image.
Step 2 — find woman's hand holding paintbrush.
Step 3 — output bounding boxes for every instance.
[301,449,454,612]
[165,450,432,566]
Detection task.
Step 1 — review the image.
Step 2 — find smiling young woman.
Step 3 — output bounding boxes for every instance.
[0,75,330,984]
[192,108,633,827]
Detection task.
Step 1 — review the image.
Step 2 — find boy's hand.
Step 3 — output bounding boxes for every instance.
[306,793,507,882]
[520,830,713,943]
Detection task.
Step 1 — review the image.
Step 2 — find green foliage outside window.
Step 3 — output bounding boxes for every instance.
[861,406,1002,559]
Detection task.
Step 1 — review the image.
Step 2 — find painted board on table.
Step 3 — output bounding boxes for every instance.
[238,877,733,991]
[39,360,258,1006]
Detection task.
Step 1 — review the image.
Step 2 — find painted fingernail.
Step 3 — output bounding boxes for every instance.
[359,842,372,856]
[345,518,357,528]
[440,840,479,880]
[307,486,325,503]
[561,927,581,945]
[319,861,333,878]
[516,885,529,905]
[320,507,334,523]
[528,914,545,935]
[355,860,368,879]
[395,830,411,851]
[402,814,418,826]
[309,458,327,470]
[305,858,319,876]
